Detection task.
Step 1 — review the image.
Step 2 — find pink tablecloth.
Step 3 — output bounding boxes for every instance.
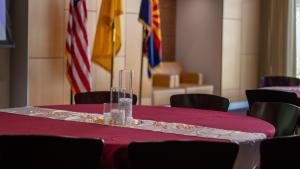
[0,104,275,169]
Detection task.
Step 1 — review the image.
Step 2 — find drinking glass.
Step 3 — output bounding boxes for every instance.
[110,105,125,125]
[102,103,111,114]
[102,103,111,124]
[118,69,134,120]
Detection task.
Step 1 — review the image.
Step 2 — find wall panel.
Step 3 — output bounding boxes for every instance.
[222,0,260,101]
[28,58,65,105]
[125,13,143,96]
[223,0,242,19]
[222,20,241,90]
[28,0,65,58]
[240,54,258,100]
[241,0,260,54]
[239,0,260,100]
[176,0,223,95]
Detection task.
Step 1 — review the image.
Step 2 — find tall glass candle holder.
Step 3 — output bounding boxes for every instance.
[118,69,134,120]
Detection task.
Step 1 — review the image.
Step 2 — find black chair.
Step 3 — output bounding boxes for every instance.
[249,102,300,137]
[129,141,239,169]
[75,91,138,105]
[260,135,300,169]
[0,135,104,169]
[260,76,300,87]
[170,94,230,112]
[245,89,299,110]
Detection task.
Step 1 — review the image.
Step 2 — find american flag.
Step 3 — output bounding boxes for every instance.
[65,0,92,94]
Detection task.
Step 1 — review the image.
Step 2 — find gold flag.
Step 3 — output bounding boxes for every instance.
[92,0,123,71]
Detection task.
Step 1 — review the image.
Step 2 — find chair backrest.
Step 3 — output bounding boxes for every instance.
[249,102,300,137]
[260,135,300,169]
[128,141,239,169]
[74,91,138,105]
[260,76,300,87]
[0,135,104,169]
[245,89,299,109]
[170,94,230,112]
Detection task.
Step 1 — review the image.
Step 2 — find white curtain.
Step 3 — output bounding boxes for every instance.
[286,0,296,76]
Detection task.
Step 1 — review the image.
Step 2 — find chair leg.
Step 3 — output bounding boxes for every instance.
[296,127,299,135]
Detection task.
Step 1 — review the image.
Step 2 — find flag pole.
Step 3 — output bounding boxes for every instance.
[70,55,74,104]
[110,0,116,88]
[138,27,145,105]
[110,0,117,88]
[110,28,115,88]
[70,90,73,104]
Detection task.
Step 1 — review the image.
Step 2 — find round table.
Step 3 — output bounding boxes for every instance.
[0,104,275,169]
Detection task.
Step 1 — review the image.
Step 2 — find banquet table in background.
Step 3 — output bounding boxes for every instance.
[262,86,300,99]
[0,104,275,169]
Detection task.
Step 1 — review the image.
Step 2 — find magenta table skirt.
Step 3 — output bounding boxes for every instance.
[0,104,275,169]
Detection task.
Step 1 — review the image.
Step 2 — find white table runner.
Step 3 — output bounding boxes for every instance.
[0,106,266,143]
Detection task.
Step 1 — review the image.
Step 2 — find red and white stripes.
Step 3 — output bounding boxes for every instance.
[66,0,92,94]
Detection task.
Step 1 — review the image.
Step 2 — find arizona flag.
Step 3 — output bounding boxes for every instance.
[138,0,162,77]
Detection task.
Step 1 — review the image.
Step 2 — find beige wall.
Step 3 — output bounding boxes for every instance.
[27,0,153,106]
[176,0,223,95]
[28,0,65,105]
[175,0,260,101]
[222,0,260,101]
[0,48,10,108]
[12,0,261,106]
